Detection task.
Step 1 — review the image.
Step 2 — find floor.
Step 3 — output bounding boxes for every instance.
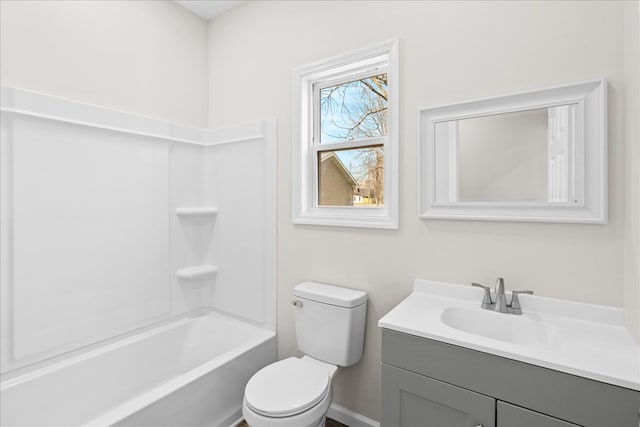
[326,418,348,427]
[238,418,347,427]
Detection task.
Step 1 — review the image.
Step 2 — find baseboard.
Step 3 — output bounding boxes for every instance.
[328,403,380,427]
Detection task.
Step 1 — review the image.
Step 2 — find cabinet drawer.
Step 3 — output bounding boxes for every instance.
[497,401,580,427]
[382,329,640,427]
[382,363,495,427]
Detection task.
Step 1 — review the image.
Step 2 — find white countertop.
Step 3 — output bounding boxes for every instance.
[378,279,640,391]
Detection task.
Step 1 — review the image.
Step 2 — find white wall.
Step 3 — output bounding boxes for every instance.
[208,1,633,420]
[0,0,209,127]
[623,0,640,341]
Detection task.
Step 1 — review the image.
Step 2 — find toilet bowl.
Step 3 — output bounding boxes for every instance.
[242,282,368,427]
[242,357,337,427]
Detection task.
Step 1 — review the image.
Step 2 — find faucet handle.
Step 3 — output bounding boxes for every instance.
[510,290,533,315]
[471,283,493,309]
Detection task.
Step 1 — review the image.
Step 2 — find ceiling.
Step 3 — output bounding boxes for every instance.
[174,1,243,20]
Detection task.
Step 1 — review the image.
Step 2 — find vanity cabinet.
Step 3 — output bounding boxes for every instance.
[381,329,640,427]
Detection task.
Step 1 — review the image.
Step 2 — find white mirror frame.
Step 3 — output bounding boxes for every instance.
[418,79,607,224]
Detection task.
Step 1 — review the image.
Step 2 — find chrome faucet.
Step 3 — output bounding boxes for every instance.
[472,278,533,315]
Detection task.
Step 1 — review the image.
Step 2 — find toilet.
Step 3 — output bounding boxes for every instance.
[242,282,368,427]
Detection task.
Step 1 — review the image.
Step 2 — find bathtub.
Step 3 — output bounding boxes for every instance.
[0,309,276,427]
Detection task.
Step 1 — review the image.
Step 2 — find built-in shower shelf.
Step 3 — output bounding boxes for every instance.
[175,207,218,217]
[176,265,218,279]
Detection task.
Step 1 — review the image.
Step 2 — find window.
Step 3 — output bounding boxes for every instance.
[292,40,399,229]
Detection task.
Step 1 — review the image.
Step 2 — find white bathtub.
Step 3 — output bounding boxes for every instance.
[0,310,276,427]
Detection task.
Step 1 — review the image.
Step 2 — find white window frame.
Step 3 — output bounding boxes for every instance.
[292,39,399,229]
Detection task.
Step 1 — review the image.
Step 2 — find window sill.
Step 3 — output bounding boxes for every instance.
[293,211,398,229]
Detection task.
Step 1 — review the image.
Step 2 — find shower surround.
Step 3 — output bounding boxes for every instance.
[0,86,277,426]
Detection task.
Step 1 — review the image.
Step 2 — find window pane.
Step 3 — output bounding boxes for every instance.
[318,146,384,207]
[319,74,387,143]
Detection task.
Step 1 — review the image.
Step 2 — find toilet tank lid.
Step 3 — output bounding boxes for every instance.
[294,282,368,308]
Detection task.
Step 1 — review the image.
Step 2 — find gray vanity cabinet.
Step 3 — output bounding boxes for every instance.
[381,329,640,427]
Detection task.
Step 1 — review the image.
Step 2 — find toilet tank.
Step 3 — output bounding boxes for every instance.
[293,282,368,367]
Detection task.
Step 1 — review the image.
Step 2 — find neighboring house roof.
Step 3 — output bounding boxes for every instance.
[319,152,358,186]
[354,186,373,198]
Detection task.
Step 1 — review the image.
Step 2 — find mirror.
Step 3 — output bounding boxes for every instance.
[435,105,576,203]
[419,79,607,223]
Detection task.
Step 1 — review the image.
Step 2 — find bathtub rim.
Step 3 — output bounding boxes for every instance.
[0,307,274,388]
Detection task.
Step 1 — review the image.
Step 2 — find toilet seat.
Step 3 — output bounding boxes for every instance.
[244,357,330,417]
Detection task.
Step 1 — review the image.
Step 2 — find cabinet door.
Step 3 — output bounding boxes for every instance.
[497,402,581,427]
[382,364,495,427]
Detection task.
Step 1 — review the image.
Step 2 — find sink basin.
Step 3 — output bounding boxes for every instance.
[441,306,548,345]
